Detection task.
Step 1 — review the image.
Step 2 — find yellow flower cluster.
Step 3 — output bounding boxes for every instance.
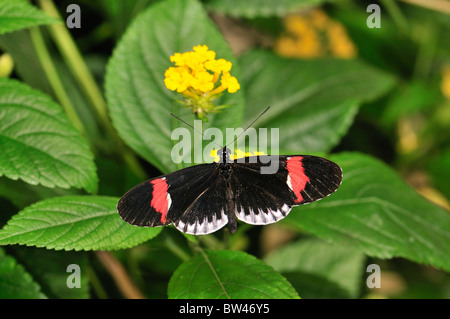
[210,149,265,163]
[164,45,240,95]
[164,45,240,120]
[275,9,357,59]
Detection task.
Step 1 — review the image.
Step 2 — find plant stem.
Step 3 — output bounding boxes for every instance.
[38,0,110,132]
[86,264,108,299]
[199,234,225,250]
[398,0,450,14]
[380,0,409,34]
[29,27,87,138]
[163,233,192,262]
[38,0,147,180]
[95,251,145,299]
[413,21,439,79]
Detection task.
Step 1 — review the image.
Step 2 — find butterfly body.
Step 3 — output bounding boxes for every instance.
[117,147,342,235]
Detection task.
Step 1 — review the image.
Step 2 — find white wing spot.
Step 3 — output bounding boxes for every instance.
[174,210,228,235]
[235,205,292,225]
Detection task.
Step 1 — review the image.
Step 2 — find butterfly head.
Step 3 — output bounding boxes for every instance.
[217,147,232,164]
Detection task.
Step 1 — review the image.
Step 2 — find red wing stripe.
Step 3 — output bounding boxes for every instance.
[286,157,310,203]
[151,178,169,223]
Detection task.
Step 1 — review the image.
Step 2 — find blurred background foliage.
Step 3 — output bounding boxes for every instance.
[0,0,449,299]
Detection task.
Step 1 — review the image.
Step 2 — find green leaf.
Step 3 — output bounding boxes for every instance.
[206,0,336,18]
[0,196,161,251]
[105,0,244,174]
[0,176,81,210]
[284,152,450,272]
[0,247,46,298]
[264,238,366,298]
[281,271,350,299]
[12,246,90,298]
[240,50,396,152]
[0,0,60,35]
[168,249,300,299]
[0,78,98,193]
[99,0,158,40]
[382,81,438,125]
[0,30,54,95]
[0,31,103,143]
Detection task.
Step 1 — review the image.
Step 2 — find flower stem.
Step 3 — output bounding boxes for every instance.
[380,0,409,34]
[413,20,439,79]
[29,26,87,138]
[86,264,108,299]
[38,0,110,132]
[38,0,147,180]
[163,233,192,262]
[95,251,145,299]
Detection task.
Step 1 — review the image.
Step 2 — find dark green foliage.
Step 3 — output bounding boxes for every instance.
[0,0,449,299]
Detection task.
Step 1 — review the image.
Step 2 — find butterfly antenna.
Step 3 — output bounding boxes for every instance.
[225,106,270,148]
[170,113,222,148]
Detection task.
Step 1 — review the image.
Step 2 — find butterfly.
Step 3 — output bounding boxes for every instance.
[117,146,342,235]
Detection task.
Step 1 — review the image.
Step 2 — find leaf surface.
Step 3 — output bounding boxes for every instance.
[0,78,98,193]
[168,249,300,299]
[0,196,161,251]
[284,152,450,271]
[105,0,244,174]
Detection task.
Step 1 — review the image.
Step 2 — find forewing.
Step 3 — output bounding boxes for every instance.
[117,163,218,227]
[292,155,343,204]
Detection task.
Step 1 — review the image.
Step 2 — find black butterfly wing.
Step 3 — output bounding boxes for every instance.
[118,154,342,234]
[117,163,219,228]
[292,155,343,204]
[230,155,342,225]
[172,172,231,235]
